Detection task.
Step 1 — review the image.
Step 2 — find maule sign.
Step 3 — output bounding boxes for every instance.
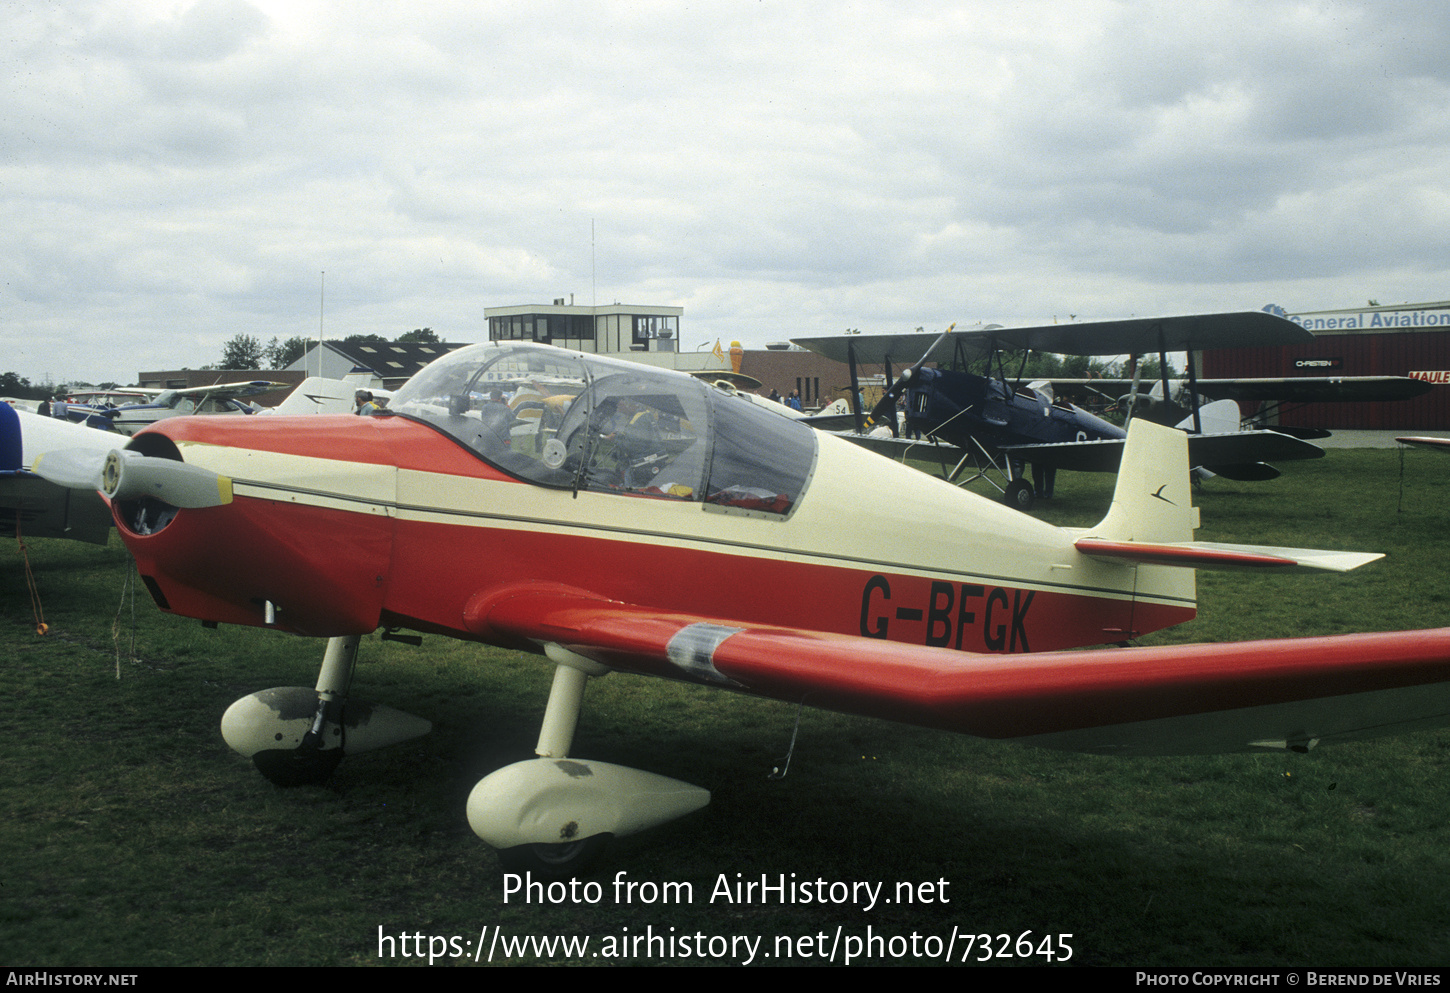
[1409,371,1450,384]
[1294,358,1343,370]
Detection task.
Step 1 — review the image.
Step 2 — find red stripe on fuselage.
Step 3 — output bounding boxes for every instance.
[143,414,520,481]
[382,516,1191,653]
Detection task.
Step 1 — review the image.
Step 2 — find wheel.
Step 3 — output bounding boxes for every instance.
[1003,479,1035,511]
[497,834,611,879]
[252,747,343,787]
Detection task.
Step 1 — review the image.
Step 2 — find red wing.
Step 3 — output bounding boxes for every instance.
[466,583,1450,756]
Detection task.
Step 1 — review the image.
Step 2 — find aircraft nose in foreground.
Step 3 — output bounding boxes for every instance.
[102,423,396,637]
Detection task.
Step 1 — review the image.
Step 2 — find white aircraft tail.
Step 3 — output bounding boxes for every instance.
[1080,418,1382,574]
[264,377,357,416]
[1090,418,1197,545]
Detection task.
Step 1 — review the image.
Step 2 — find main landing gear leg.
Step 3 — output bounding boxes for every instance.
[467,643,711,877]
[220,634,431,787]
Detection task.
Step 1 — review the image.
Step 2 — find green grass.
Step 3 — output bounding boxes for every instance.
[3,447,1450,966]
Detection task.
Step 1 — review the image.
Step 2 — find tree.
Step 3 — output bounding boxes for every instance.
[220,334,265,370]
[342,333,387,345]
[265,336,310,370]
[0,371,54,401]
[399,327,439,343]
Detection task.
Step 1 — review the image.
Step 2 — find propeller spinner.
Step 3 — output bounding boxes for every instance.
[862,323,954,436]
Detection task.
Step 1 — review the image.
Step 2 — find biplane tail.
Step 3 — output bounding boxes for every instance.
[1078,419,1381,574]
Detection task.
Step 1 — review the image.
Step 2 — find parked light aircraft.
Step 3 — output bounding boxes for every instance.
[60,380,283,435]
[34,341,1450,876]
[0,403,127,544]
[793,313,1426,508]
[4,377,385,546]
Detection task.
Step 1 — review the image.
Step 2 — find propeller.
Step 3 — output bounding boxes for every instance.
[34,449,233,509]
[861,323,955,436]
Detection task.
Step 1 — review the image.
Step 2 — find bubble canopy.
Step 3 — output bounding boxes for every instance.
[388,342,817,517]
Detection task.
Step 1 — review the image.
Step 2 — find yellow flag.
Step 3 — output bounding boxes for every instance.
[711,339,725,361]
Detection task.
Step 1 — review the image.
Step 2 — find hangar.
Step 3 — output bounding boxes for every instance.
[1201,301,1450,430]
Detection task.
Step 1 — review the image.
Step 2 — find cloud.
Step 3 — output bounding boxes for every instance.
[2,0,1449,384]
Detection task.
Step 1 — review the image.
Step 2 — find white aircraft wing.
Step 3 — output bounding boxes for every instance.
[172,380,286,400]
[0,405,127,543]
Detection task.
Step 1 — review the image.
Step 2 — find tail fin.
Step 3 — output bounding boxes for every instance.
[1081,418,1381,574]
[1090,418,1198,545]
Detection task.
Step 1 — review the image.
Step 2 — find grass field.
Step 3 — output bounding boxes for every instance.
[3,446,1449,967]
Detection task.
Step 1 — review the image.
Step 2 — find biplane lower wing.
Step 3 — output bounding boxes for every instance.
[1050,375,1433,405]
[1003,430,1323,473]
[467,583,1450,756]
[820,430,958,462]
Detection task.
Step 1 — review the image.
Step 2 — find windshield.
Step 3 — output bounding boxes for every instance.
[389,342,817,517]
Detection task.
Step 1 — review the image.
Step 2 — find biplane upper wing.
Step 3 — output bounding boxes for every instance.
[968,310,1313,356]
[465,582,1450,757]
[793,311,1314,365]
[791,330,963,366]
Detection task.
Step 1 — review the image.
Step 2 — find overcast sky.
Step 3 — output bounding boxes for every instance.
[5,0,1449,385]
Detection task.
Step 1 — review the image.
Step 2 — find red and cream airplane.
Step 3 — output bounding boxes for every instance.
[37,341,1450,874]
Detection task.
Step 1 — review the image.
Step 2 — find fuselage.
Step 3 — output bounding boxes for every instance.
[113,343,1194,657]
[905,367,1124,450]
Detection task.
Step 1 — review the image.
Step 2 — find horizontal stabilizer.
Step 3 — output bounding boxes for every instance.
[1075,537,1382,573]
[1082,420,1379,574]
[1399,436,1450,453]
